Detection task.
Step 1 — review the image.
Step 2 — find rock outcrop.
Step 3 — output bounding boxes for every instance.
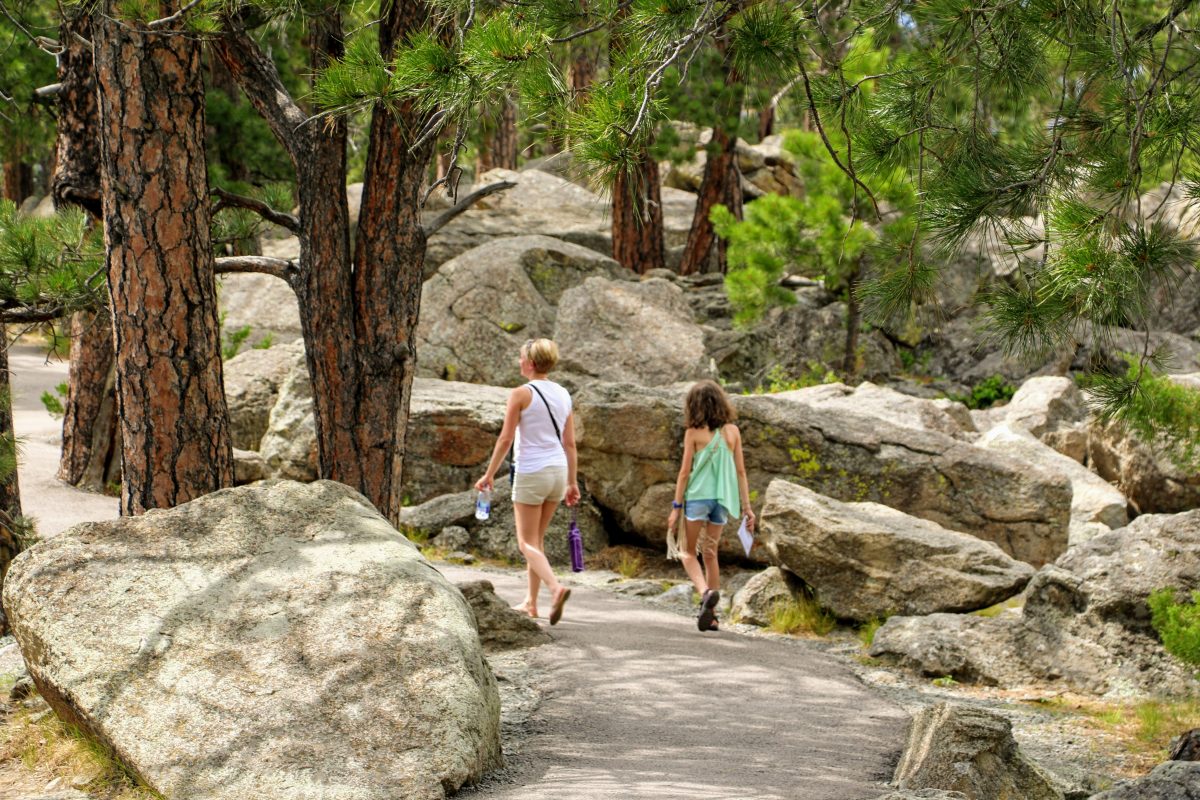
[223,339,306,451]
[729,567,800,626]
[417,235,626,386]
[2,480,502,800]
[575,382,1071,565]
[870,510,1200,696]
[457,580,551,651]
[760,481,1034,621]
[554,276,713,386]
[1089,420,1200,514]
[972,377,1089,462]
[976,423,1127,545]
[1088,761,1200,799]
[893,703,1062,800]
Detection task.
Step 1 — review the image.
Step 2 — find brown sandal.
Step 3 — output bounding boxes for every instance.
[549,587,571,626]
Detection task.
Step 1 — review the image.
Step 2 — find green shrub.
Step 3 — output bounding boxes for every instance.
[950,374,1017,410]
[745,363,838,395]
[1149,588,1200,665]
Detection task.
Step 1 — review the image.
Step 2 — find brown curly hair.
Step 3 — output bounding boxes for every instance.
[684,380,736,430]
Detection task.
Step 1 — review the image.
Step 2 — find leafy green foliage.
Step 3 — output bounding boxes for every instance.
[1086,360,1200,471]
[40,381,67,419]
[744,363,839,394]
[1149,588,1200,666]
[0,201,105,318]
[949,375,1017,410]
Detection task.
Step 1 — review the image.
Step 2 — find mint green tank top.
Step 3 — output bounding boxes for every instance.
[684,426,741,520]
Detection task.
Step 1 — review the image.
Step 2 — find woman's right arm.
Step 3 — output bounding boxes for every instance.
[667,430,694,531]
[475,390,524,492]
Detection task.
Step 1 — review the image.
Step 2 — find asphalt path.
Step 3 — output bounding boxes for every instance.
[443,566,909,800]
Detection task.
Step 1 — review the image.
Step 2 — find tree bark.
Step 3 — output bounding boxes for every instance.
[52,6,102,218]
[58,310,120,491]
[492,97,518,171]
[0,333,21,635]
[53,4,118,493]
[612,152,665,273]
[216,6,439,524]
[341,0,436,524]
[678,21,745,276]
[2,159,33,205]
[95,1,234,515]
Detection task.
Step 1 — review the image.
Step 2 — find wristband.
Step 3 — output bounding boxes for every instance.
[671,501,683,509]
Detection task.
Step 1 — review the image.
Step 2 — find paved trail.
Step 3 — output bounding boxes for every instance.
[10,352,909,800]
[442,567,908,800]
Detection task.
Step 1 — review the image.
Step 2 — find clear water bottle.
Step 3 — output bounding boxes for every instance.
[475,489,492,521]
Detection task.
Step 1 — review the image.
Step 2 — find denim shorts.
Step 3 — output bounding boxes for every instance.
[684,499,729,525]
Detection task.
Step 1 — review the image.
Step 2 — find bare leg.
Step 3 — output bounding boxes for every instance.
[524,499,558,610]
[680,518,708,596]
[514,501,562,598]
[700,523,723,592]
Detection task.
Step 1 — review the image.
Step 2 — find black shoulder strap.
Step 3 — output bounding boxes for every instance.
[527,382,562,442]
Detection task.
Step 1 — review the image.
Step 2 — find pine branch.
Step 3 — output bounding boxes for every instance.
[214,256,299,283]
[147,0,207,31]
[423,180,515,237]
[211,188,300,234]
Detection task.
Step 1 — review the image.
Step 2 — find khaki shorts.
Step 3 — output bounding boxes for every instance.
[512,466,568,505]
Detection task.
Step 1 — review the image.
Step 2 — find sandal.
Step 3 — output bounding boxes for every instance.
[514,602,537,618]
[549,587,571,626]
[697,589,720,632]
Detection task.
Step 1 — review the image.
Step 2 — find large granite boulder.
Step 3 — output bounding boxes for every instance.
[575,382,1071,565]
[223,339,306,450]
[1088,762,1200,799]
[417,235,626,385]
[400,476,609,566]
[760,481,1034,621]
[795,382,975,438]
[976,423,1127,545]
[1,480,502,800]
[972,377,1090,462]
[1089,420,1200,514]
[554,276,713,386]
[870,510,1200,696]
[893,703,1062,800]
[257,370,510,505]
[456,580,551,651]
[729,566,801,626]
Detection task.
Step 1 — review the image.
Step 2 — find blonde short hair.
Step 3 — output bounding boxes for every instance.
[522,338,559,373]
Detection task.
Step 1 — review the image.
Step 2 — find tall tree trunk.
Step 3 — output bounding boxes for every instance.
[95,1,234,515]
[2,158,33,205]
[340,0,436,524]
[0,333,22,635]
[216,9,437,524]
[612,152,665,273]
[678,22,745,276]
[610,12,665,273]
[491,97,518,170]
[758,106,774,141]
[843,270,861,377]
[52,6,102,218]
[58,311,120,490]
[53,5,118,493]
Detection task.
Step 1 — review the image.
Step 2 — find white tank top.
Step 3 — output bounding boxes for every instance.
[515,379,572,474]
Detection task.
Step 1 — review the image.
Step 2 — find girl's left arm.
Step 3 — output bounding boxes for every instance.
[667,429,695,533]
[731,425,756,531]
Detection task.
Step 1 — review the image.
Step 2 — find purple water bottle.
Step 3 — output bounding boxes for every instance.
[568,509,585,572]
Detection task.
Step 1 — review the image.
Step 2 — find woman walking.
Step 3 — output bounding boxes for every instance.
[476,338,579,624]
[667,380,755,632]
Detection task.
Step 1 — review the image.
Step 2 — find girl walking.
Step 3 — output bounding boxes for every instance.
[667,380,755,632]
[476,338,579,625]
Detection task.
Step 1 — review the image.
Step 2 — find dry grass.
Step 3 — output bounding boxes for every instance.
[0,692,161,799]
[767,596,836,637]
[1026,694,1200,770]
[614,551,644,579]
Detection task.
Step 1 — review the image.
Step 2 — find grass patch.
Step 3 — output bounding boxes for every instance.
[972,596,1023,617]
[858,618,885,648]
[931,675,959,688]
[767,595,835,637]
[615,550,644,579]
[0,695,162,799]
